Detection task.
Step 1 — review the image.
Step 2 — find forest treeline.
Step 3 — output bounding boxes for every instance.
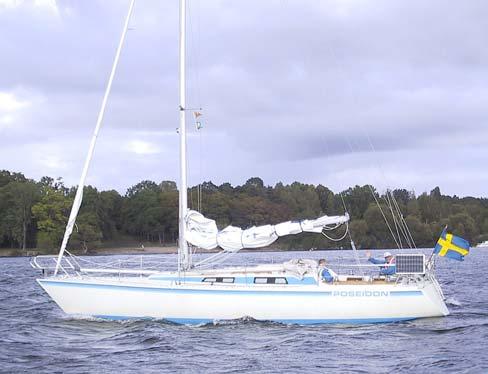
[1,169,487,254]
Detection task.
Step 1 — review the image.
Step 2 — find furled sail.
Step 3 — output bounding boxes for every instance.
[184,209,349,252]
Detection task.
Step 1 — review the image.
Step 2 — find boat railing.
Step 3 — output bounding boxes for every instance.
[31,251,177,278]
[190,259,411,281]
[31,252,429,281]
[31,254,78,276]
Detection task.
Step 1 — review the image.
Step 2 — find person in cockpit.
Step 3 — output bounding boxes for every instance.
[318,258,337,283]
[366,251,396,275]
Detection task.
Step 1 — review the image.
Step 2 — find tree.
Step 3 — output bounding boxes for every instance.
[349,219,374,249]
[418,193,441,223]
[70,212,103,253]
[32,187,71,250]
[239,177,265,197]
[448,213,478,244]
[160,180,177,192]
[0,179,39,249]
[158,189,178,244]
[341,185,376,220]
[363,203,397,248]
[392,189,414,206]
[126,180,159,198]
[1,168,488,252]
[122,185,161,241]
[202,191,232,227]
[98,190,123,240]
[272,182,320,218]
[316,184,334,213]
[218,182,234,195]
[404,216,432,247]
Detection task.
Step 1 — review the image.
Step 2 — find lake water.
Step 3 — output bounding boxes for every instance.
[1,249,487,373]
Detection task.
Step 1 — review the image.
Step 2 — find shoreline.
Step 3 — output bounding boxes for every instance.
[3,245,462,258]
[0,246,346,258]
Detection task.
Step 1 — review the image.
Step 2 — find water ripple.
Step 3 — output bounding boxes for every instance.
[1,250,488,373]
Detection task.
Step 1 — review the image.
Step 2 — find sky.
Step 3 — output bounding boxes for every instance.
[1,0,487,197]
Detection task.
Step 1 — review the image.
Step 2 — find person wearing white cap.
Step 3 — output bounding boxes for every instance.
[365,251,396,275]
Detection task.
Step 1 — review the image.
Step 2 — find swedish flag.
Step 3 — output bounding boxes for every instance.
[433,228,470,261]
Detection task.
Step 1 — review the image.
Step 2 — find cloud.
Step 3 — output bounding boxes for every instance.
[127,140,161,155]
[0,92,29,111]
[37,154,68,171]
[0,90,31,130]
[0,0,487,197]
[0,0,59,16]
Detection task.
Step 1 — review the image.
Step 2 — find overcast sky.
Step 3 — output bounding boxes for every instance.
[1,0,487,197]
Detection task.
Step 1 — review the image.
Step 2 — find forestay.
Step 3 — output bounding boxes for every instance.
[53,0,136,275]
[184,209,349,252]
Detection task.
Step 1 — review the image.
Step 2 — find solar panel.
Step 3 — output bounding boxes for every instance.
[395,254,425,274]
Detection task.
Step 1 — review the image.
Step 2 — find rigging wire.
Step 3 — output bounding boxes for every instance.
[194,250,238,269]
[391,191,417,248]
[385,189,403,248]
[320,23,415,254]
[344,136,402,249]
[363,133,417,249]
[198,113,203,212]
[319,33,402,272]
[347,133,414,250]
[187,0,204,214]
[394,190,416,247]
[387,189,413,248]
[320,136,362,270]
[338,190,363,273]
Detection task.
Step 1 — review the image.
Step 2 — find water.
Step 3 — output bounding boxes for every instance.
[1,249,487,373]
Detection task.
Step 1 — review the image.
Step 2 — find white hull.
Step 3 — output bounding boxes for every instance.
[38,276,449,324]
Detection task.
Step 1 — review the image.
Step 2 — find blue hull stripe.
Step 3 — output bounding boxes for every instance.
[39,280,424,297]
[39,280,332,296]
[390,291,423,296]
[93,315,416,325]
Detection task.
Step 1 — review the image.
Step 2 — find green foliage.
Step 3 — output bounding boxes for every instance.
[32,184,71,250]
[1,169,488,252]
[121,180,179,244]
[447,213,478,244]
[342,185,376,220]
[70,212,103,253]
[0,178,39,249]
[99,190,123,240]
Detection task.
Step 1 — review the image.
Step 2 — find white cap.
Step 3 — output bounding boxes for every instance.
[383,251,392,258]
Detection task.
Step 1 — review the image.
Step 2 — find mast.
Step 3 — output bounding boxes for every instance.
[178,0,190,270]
[54,0,136,275]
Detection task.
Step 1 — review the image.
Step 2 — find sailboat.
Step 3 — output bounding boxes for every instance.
[475,240,488,248]
[32,0,449,324]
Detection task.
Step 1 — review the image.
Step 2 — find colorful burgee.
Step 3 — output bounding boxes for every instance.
[433,228,470,261]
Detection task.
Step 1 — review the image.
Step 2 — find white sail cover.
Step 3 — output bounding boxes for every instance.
[184,210,349,252]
